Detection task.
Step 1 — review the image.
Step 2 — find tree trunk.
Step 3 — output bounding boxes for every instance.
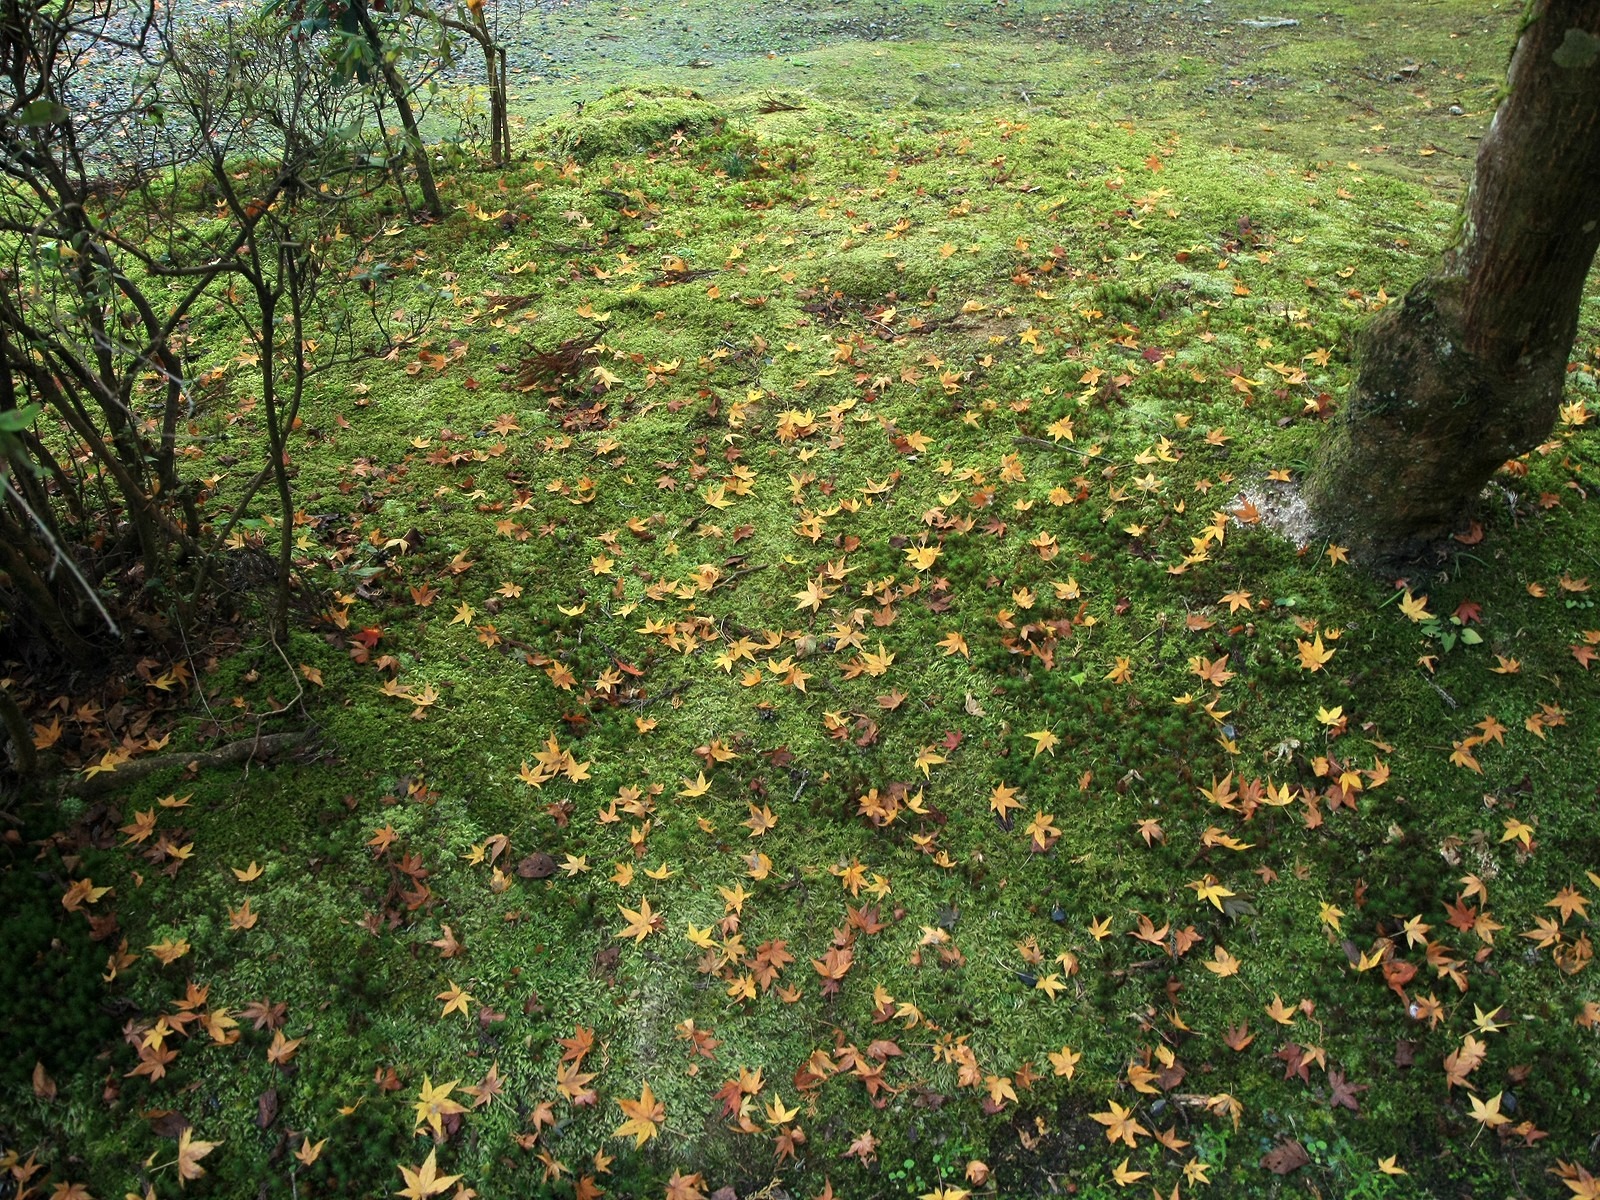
[1304,1,1600,559]
[418,2,511,165]
[0,683,38,776]
[472,6,511,166]
[354,3,444,220]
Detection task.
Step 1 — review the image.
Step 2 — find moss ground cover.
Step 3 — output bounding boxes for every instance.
[5,2,1600,1197]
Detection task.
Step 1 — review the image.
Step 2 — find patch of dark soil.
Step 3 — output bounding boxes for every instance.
[987,1091,1120,1193]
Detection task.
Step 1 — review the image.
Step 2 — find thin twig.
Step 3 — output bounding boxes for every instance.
[1011,434,1114,464]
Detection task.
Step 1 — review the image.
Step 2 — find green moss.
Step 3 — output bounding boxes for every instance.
[9,4,1600,1197]
[0,857,119,1089]
[554,87,733,164]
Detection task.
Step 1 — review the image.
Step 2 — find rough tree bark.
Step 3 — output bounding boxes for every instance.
[1304,1,1600,559]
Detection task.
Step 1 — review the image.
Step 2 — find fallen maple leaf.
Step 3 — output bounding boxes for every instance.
[1206,946,1242,977]
[1296,634,1334,672]
[295,1137,328,1167]
[1090,1101,1150,1148]
[395,1148,461,1199]
[989,782,1023,821]
[147,937,191,965]
[665,1171,708,1200]
[1026,728,1058,758]
[1467,1091,1511,1128]
[412,1077,466,1138]
[845,1129,879,1164]
[617,897,661,944]
[1398,590,1433,622]
[1048,1045,1081,1078]
[174,1128,219,1188]
[227,898,258,931]
[613,1081,665,1147]
[436,980,474,1019]
[1264,993,1296,1025]
[266,1030,303,1067]
[1220,589,1253,613]
[1110,1157,1147,1186]
[1262,1139,1310,1175]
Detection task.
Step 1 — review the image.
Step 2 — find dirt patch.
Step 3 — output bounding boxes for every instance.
[986,1093,1120,1193]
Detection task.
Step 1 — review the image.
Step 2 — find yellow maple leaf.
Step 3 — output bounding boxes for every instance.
[1090,1101,1150,1148]
[1048,1045,1081,1078]
[412,1078,465,1139]
[1026,729,1059,758]
[1500,818,1534,847]
[763,1094,800,1126]
[395,1147,461,1200]
[989,782,1023,820]
[1189,877,1235,911]
[1296,634,1334,672]
[436,981,474,1019]
[914,745,947,779]
[1398,590,1433,622]
[1111,1157,1148,1187]
[294,1137,327,1168]
[174,1127,220,1187]
[1205,945,1241,977]
[617,897,659,944]
[613,1082,665,1147]
[1467,1091,1510,1128]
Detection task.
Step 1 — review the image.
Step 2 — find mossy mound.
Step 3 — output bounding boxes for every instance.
[552,85,731,164]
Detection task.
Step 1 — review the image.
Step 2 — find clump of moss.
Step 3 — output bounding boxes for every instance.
[554,86,732,164]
